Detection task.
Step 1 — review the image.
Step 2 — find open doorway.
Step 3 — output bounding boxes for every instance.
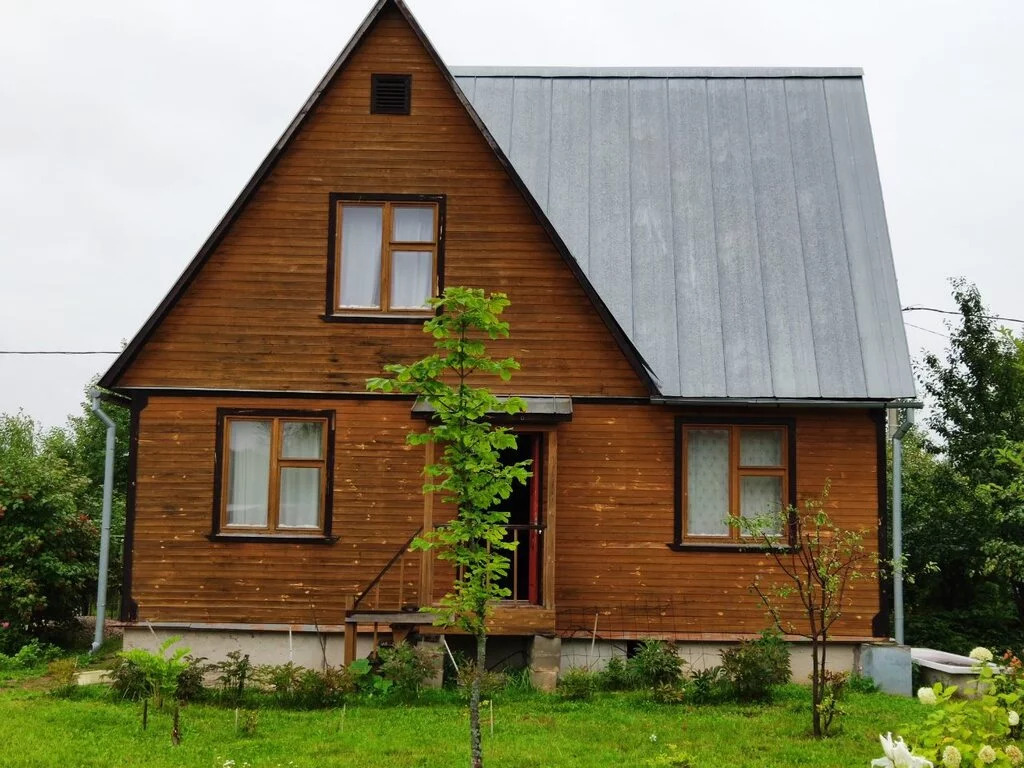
[495,432,544,605]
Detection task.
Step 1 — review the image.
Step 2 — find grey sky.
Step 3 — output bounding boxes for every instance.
[1,0,1021,428]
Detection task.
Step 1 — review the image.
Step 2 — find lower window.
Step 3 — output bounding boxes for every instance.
[675,419,795,544]
[216,410,333,536]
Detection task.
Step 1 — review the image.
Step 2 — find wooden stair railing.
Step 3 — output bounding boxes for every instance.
[344,525,437,665]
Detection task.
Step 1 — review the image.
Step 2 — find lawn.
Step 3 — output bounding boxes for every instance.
[0,681,927,767]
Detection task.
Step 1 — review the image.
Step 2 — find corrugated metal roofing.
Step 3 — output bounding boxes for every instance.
[455,68,916,400]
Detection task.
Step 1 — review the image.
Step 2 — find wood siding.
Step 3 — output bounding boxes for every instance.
[114,5,644,397]
[131,396,882,640]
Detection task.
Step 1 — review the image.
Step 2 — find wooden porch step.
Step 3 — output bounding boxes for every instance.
[345,611,439,625]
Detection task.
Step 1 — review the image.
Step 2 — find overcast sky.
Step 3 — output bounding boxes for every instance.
[1,0,1021,429]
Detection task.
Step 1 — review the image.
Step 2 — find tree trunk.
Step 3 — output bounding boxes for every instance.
[810,635,822,738]
[470,632,486,768]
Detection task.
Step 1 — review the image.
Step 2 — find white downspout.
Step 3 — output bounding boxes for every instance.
[89,388,117,654]
[892,408,914,645]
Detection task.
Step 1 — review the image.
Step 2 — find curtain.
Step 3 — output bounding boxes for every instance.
[390,250,433,309]
[279,468,321,528]
[686,429,730,535]
[739,429,782,466]
[392,206,434,242]
[227,420,270,526]
[740,475,783,533]
[339,205,383,307]
[281,421,322,459]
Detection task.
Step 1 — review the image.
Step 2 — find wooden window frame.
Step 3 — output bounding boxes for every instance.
[210,409,336,543]
[671,416,796,551]
[324,193,445,322]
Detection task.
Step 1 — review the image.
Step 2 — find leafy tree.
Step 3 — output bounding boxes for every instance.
[0,413,98,652]
[368,287,529,768]
[977,334,1024,619]
[735,487,874,738]
[914,280,1024,624]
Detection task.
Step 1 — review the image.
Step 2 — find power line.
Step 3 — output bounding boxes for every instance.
[903,321,949,339]
[902,306,1024,324]
[0,350,120,355]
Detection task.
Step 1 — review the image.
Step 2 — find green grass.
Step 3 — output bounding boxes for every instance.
[0,684,927,767]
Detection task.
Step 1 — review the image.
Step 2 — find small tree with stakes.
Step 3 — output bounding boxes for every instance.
[368,287,530,768]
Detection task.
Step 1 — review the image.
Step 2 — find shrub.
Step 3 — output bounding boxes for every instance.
[557,667,597,701]
[456,661,504,701]
[685,665,729,704]
[214,650,254,704]
[502,666,534,694]
[598,656,631,691]
[651,683,687,705]
[0,639,61,671]
[720,630,790,702]
[627,640,685,688]
[238,708,259,737]
[47,658,78,698]
[109,654,149,701]
[847,672,878,694]
[0,415,99,652]
[114,636,191,707]
[378,642,439,697]
[817,669,848,734]
[175,656,210,703]
[646,745,695,767]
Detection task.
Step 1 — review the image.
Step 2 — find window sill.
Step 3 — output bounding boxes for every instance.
[320,313,432,325]
[208,533,338,545]
[666,541,797,554]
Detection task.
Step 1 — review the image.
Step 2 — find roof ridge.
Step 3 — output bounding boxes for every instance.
[450,66,864,79]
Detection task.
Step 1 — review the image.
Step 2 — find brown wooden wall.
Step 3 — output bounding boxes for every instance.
[555,405,882,639]
[131,396,882,640]
[114,5,644,398]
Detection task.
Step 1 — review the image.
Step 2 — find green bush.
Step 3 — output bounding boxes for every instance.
[214,650,254,704]
[112,637,193,706]
[0,639,62,671]
[47,658,79,698]
[378,642,439,697]
[719,631,791,702]
[557,667,597,701]
[651,682,687,704]
[455,661,504,701]
[627,640,685,688]
[597,656,631,691]
[685,665,729,704]
[0,414,99,653]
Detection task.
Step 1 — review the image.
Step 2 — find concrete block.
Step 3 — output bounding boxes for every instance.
[528,635,561,692]
[860,642,912,696]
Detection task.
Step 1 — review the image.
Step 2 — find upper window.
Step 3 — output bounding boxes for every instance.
[676,421,794,544]
[331,199,440,316]
[217,412,332,537]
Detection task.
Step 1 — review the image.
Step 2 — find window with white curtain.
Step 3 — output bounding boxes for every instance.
[333,199,439,314]
[680,423,790,542]
[220,414,330,535]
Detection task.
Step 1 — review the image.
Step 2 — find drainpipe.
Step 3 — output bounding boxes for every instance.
[892,408,914,646]
[89,388,116,654]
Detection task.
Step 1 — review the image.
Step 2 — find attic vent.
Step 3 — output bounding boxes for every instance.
[371,74,411,115]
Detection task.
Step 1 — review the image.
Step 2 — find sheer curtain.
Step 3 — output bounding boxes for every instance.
[390,251,432,309]
[739,430,783,532]
[279,469,321,528]
[686,429,730,535]
[339,205,383,308]
[227,420,270,526]
[279,422,322,529]
[391,207,434,310]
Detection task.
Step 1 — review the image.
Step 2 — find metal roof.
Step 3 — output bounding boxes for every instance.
[456,69,916,400]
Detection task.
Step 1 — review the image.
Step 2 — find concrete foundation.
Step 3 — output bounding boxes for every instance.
[559,638,861,682]
[123,625,373,669]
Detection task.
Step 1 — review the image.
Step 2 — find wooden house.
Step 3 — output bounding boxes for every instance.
[100,0,916,682]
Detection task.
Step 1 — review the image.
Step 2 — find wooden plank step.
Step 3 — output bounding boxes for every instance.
[345,611,439,624]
